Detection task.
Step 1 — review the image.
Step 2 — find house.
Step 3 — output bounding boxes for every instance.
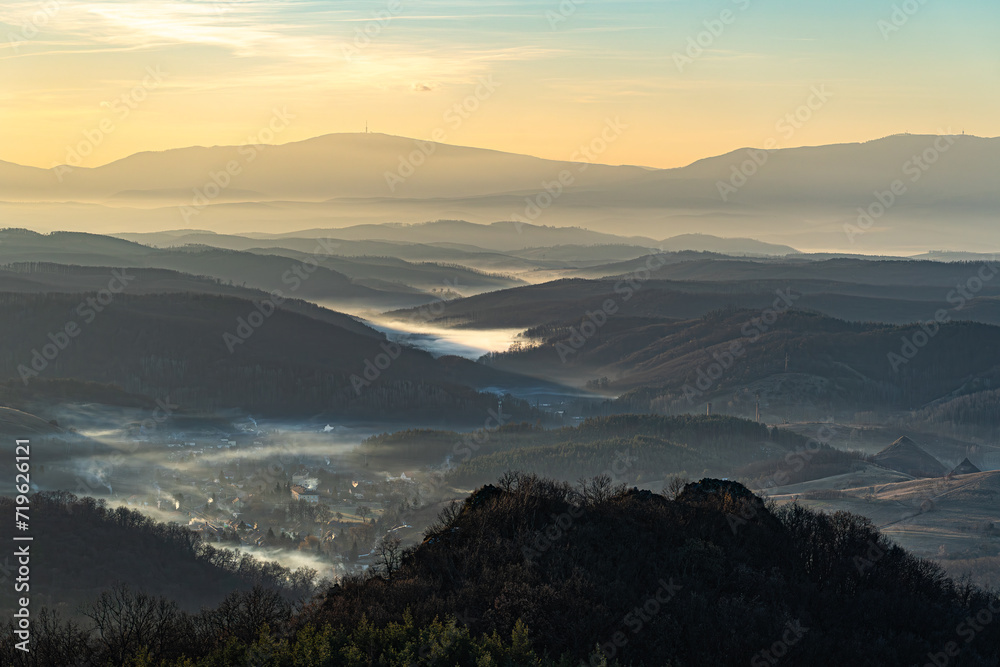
[293,474,319,489]
[244,530,266,546]
[291,485,320,503]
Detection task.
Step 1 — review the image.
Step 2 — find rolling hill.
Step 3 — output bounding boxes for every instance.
[768,469,1000,589]
[0,262,379,336]
[872,436,948,478]
[0,229,433,309]
[952,458,982,475]
[389,256,1000,331]
[0,406,61,437]
[0,290,558,422]
[480,309,1000,423]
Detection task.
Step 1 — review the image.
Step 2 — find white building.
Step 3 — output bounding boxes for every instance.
[291,485,320,503]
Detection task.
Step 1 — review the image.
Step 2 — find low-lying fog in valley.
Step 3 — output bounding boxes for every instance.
[11,413,381,579]
[9,203,1000,667]
[4,16,1000,657]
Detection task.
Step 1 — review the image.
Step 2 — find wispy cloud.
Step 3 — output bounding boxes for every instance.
[0,0,341,57]
[0,0,554,89]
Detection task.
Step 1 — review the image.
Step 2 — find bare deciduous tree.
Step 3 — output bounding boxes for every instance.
[204,585,291,645]
[577,474,625,506]
[82,583,186,664]
[664,475,691,500]
[374,536,403,580]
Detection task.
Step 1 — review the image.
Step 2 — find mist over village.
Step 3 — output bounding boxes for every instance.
[2,0,1000,665]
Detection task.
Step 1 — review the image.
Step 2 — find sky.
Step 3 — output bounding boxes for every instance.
[0,0,997,170]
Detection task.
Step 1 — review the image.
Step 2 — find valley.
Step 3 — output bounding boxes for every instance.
[5,3,1000,662]
[6,222,1000,607]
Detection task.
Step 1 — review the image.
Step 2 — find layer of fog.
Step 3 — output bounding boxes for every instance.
[364,316,522,359]
[103,497,344,579]
[232,544,344,580]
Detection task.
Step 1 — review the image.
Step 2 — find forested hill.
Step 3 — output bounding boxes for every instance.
[0,493,316,618]
[5,476,999,665]
[0,291,547,422]
[301,475,1000,665]
[357,413,814,480]
[612,310,1000,415]
[0,261,380,337]
[390,259,1000,331]
[484,308,1000,420]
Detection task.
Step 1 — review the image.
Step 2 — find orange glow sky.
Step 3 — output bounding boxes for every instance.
[1,0,997,170]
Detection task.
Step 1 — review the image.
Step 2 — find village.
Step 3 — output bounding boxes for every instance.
[113,425,435,579]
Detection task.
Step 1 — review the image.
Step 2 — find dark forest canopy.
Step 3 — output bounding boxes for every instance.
[4,476,999,666]
[359,414,861,490]
[480,308,1000,422]
[0,291,547,423]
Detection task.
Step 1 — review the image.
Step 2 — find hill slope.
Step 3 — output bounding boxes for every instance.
[872,436,949,478]
[299,476,1000,665]
[6,477,1000,665]
[0,493,313,618]
[482,309,1000,421]
[0,291,552,421]
[952,458,982,475]
[0,230,431,309]
[0,406,60,437]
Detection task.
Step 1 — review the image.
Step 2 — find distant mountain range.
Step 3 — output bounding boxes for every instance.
[112,222,800,256]
[0,228,531,305]
[2,132,998,252]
